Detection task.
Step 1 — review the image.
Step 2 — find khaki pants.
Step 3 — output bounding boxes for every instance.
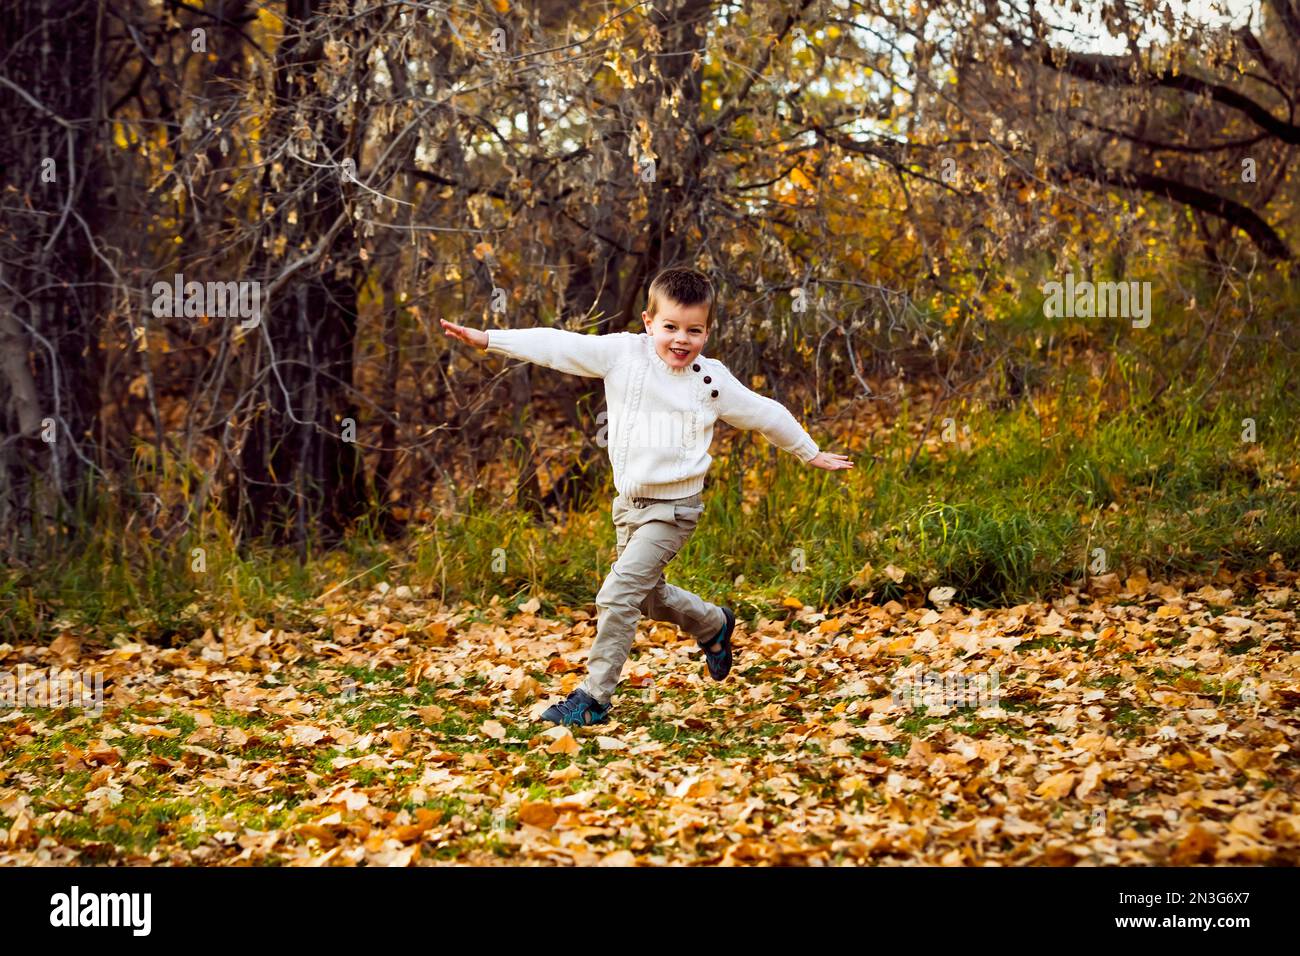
[577,491,726,705]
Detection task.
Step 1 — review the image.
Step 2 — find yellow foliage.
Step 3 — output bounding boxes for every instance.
[789,167,814,191]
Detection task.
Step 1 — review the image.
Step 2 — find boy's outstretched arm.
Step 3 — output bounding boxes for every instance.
[440,319,618,379]
[715,367,854,471]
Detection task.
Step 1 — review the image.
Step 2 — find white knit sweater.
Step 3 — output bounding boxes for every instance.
[485,327,820,499]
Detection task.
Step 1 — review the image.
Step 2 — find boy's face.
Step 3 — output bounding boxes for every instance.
[642,298,710,370]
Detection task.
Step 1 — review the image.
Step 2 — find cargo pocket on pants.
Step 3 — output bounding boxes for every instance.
[672,503,704,526]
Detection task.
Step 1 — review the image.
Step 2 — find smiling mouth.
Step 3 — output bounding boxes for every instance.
[670,348,689,358]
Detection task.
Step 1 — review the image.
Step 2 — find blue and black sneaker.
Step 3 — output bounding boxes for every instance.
[539,688,611,727]
[699,606,736,680]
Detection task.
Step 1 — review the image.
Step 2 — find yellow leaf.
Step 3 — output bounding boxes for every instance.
[256,7,284,35]
[1075,762,1105,798]
[886,635,913,654]
[546,730,580,755]
[789,166,814,190]
[1035,770,1076,800]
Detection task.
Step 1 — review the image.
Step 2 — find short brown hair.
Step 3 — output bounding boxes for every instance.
[646,268,714,327]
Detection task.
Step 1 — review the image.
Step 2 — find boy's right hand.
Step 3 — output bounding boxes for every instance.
[440,319,489,350]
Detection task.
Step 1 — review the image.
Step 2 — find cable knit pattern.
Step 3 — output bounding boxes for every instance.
[485,327,820,499]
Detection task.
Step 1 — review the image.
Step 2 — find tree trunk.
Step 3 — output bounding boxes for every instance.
[230,0,368,545]
[0,0,107,543]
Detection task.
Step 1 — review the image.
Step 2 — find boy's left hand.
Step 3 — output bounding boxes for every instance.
[807,451,854,470]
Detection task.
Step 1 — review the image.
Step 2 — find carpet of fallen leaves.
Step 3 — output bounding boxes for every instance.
[1,560,1298,866]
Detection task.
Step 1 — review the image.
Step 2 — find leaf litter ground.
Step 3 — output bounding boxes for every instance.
[1,565,1297,865]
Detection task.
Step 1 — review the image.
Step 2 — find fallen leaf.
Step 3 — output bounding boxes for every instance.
[1035,771,1076,800]
[546,730,580,755]
[1171,824,1218,864]
[517,801,559,829]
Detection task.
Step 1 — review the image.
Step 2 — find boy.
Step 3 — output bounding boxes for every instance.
[441,267,853,727]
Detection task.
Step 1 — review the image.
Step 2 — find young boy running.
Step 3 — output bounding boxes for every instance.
[441,268,853,726]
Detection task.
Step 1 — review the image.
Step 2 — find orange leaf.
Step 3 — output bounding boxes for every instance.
[546,730,580,755]
[518,801,559,829]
